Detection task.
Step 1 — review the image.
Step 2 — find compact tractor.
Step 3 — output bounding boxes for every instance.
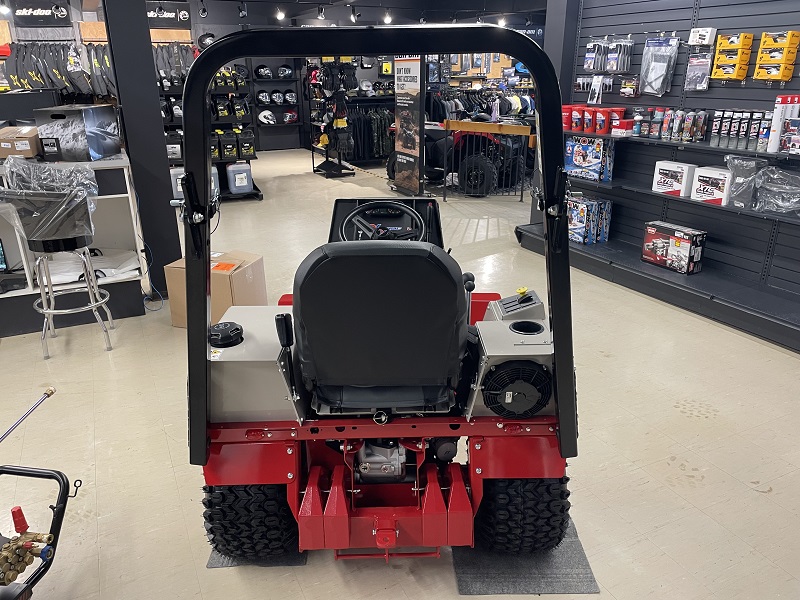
[180,25,577,561]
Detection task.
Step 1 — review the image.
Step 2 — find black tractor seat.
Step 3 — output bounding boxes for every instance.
[293,240,468,414]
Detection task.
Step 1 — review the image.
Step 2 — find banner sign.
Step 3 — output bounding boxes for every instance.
[11,0,71,27]
[146,1,191,30]
[394,55,424,196]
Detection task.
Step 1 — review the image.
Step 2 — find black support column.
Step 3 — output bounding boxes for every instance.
[543,0,581,103]
[104,0,181,293]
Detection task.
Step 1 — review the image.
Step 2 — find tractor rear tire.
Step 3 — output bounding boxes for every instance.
[458,155,498,197]
[203,484,298,558]
[386,151,397,180]
[475,477,571,553]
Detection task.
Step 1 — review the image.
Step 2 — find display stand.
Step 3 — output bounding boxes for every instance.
[307,61,355,179]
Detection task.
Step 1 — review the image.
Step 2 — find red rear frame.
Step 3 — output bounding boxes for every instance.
[204,293,566,555]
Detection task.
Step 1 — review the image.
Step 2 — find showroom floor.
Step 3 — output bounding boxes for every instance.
[1,149,799,600]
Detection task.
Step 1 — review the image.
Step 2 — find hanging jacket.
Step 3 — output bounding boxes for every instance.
[100,45,117,97]
[66,44,93,94]
[6,43,20,89]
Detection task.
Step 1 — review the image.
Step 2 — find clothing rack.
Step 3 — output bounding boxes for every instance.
[344,104,394,165]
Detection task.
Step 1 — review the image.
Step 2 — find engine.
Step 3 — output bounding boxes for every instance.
[356,440,406,483]
[482,360,552,419]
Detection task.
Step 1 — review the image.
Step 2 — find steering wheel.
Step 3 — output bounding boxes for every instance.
[339,201,426,242]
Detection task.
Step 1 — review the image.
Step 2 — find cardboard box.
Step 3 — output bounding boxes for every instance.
[567,198,600,244]
[756,46,798,65]
[33,104,120,161]
[691,166,733,205]
[714,49,751,65]
[652,161,698,197]
[642,221,707,275]
[163,250,268,328]
[759,30,800,49]
[0,126,41,158]
[564,135,615,182]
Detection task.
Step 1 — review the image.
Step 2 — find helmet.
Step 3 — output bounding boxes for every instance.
[359,80,375,97]
[385,81,395,93]
[258,110,277,125]
[256,91,270,105]
[198,33,215,49]
[255,64,273,79]
[372,81,384,94]
[278,64,293,79]
[270,90,284,104]
[284,90,297,104]
[284,109,299,124]
[309,68,320,84]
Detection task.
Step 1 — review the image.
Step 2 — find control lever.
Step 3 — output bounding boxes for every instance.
[275,314,296,397]
[463,273,475,318]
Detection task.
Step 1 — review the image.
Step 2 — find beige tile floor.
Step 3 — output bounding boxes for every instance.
[0,149,799,599]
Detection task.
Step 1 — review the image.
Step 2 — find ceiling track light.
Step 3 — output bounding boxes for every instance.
[525,16,532,26]
[419,12,426,24]
[476,14,483,24]
[383,11,392,24]
[198,0,208,18]
[349,5,360,23]
[451,14,457,24]
[276,6,285,20]
[317,5,325,19]
[155,3,165,16]
[238,2,247,19]
[0,0,9,16]
[498,16,506,27]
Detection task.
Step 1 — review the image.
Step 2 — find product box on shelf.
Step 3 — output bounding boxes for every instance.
[756,46,798,65]
[690,166,733,205]
[717,33,754,50]
[652,161,698,197]
[714,49,752,65]
[754,63,794,81]
[642,221,707,275]
[567,198,600,245]
[759,30,800,49]
[33,104,120,162]
[0,126,41,158]
[570,105,584,131]
[689,27,717,46]
[164,250,268,328]
[711,63,748,80]
[595,199,613,242]
[564,135,615,182]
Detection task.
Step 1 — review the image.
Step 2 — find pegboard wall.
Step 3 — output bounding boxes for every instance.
[565,0,800,297]
[572,0,800,110]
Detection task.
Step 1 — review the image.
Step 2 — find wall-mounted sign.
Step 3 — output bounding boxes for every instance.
[146,1,191,30]
[11,0,71,27]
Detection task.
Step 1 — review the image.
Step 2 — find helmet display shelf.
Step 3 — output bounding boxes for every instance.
[252,57,304,151]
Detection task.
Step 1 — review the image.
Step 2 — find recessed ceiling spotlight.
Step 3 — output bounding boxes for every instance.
[383,11,392,24]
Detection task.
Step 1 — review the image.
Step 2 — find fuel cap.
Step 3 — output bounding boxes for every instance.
[209,322,244,348]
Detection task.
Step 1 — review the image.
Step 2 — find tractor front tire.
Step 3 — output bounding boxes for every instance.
[475,477,571,553]
[203,484,298,558]
[458,155,498,197]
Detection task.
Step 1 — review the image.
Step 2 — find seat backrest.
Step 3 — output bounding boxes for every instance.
[294,241,467,388]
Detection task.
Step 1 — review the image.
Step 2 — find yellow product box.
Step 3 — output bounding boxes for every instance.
[759,30,800,49]
[755,46,798,65]
[711,63,749,80]
[714,48,751,65]
[753,63,794,81]
[717,32,754,50]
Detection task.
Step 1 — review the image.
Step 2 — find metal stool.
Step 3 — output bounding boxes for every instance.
[31,235,115,359]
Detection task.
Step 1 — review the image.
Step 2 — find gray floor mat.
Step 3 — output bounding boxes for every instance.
[451,521,599,595]
[207,550,308,568]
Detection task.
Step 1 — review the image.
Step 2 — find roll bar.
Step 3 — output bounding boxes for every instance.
[181,25,577,464]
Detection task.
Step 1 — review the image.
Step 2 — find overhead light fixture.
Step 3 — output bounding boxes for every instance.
[317,5,325,19]
[350,6,360,22]
[419,13,426,24]
[238,2,247,19]
[276,6,285,20]
[525,16,532,26]
[51,4,67,18]
[0,1,9,16]
[451,14,457,24]
[476,14,483,24]
[498,16,506,27]
[383,11,392,24]
[155,3,165,16]
[199,0,208,18]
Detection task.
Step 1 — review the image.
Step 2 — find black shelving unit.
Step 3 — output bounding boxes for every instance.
[518,0,800,352]
[252,59,303,151]
[516,223,800,352]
